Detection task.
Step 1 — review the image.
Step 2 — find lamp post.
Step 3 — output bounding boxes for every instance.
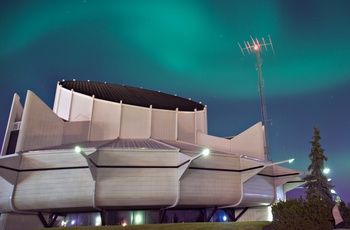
[323,168,330,174]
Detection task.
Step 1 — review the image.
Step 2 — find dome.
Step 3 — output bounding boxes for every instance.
[60,80,204,111]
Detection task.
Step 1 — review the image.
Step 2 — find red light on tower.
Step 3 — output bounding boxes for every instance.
[237,35,275,161]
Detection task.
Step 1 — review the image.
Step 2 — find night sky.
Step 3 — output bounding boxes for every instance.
[1,1,350,202]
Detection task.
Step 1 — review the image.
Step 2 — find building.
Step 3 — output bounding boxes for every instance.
[0,80,303,229]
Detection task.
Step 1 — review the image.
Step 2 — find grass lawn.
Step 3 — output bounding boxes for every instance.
[36,221,270,230]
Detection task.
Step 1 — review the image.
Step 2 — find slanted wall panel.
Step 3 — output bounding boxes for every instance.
[16,91,63,152]
[55,87,72,121]
[230,122,265,159]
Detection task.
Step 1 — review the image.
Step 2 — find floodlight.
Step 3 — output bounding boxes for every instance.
[74,146,81,153]
[202,148,210,156]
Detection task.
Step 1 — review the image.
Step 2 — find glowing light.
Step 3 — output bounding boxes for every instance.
[323,168,330,174]
[135,214,142,224]
[223,215,227,221]
[74,146,81,153]
[267,206,273,221]
[71,220,75,225]
[122,222,127,227]
[331,189,336,194]
[61,221,67,227]
[202,148,210,156]
[288,158,295,163]
[95,216,101,226]
[327,178,332,182]
[254,45,259,51]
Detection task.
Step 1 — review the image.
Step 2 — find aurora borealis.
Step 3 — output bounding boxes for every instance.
[1,1,350,202]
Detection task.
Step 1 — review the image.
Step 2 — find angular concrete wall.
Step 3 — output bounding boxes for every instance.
[16,91,64,152]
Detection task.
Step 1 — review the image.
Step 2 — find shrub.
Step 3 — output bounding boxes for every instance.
[271,197,334,230]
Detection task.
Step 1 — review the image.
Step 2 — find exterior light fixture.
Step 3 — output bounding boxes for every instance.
[268,158,295,166]
[202,148,210,156]
[74,146,82,153]
[323,168,330,174]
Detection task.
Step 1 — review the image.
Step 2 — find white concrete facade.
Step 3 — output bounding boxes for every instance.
[0,81,303,229]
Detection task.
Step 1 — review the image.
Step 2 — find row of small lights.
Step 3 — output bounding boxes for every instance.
[61,79,203,104]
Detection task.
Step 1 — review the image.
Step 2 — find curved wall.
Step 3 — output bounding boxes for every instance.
[53,84,207,144]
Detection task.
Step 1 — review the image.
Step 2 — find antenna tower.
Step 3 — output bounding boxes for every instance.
[238,35,275,161]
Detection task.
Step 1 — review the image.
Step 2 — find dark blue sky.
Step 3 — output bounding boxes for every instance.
[1,0,350,202]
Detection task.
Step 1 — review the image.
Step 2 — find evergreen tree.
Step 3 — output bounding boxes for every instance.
[303,127,334,208]
[271,127,337,229]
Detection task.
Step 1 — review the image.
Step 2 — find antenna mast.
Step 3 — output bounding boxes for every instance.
[238,35,274,161]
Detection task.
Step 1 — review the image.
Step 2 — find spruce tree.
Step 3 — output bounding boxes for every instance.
[304,127,334,208]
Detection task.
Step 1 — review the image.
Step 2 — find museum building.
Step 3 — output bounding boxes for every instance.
[0,80,303,229]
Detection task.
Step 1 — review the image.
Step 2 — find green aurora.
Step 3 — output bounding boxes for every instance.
[1,0,350,201]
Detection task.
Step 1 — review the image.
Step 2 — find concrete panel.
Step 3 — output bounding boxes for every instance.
[196,133,231,153]
[120,105,151,139]
[14,169,94,210]
[16,91,64,152]
[55,86,72,121]
[151,109,177,140]
[190,154,240,170]
[0,178,13,212]
[179,169,241,206]
[96,168,177,207]
[90,99,121,141]
[178,112,195,143]
[195,110,206,135]
[62,121,89,144]
[240,175,275,207]
[96,150,178,166]
[230,122,265,159]
[70,91,93,121]
[240,158,264,170]
[1,94,23,156]
[19,151,87,169]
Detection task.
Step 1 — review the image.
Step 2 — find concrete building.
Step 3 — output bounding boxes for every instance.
[0,80,303,229]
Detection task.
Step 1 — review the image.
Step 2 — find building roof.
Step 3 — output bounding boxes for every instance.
[59,80,205,111]
[31,138,179,151]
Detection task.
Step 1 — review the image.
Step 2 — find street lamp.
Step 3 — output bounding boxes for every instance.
[323,168,330,174]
